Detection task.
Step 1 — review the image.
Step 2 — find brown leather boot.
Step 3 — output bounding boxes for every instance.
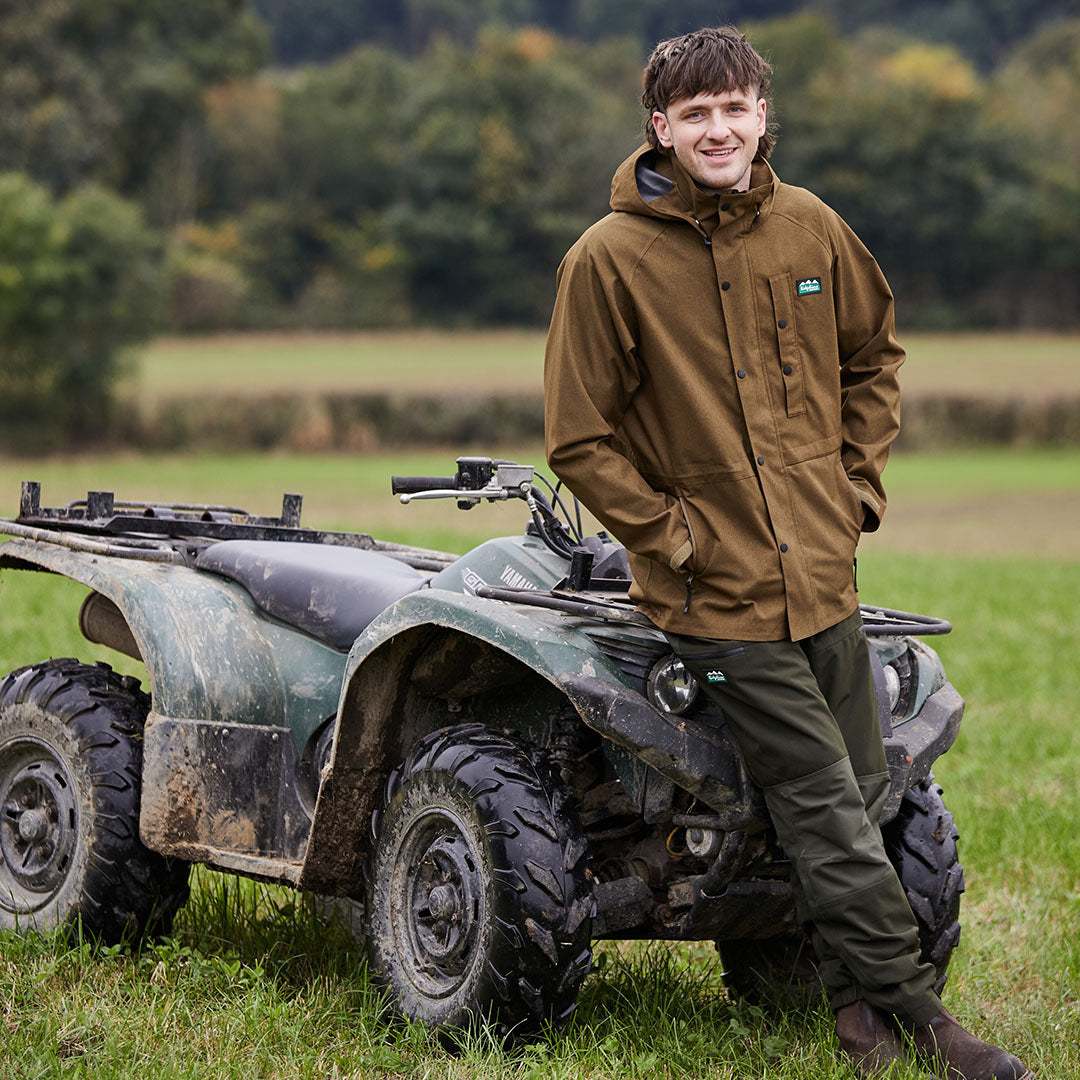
[910,1008,1033,1080]
[835,1001,905,1076]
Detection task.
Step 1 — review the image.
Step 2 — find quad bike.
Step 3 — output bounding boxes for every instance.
[0,457,964,1034]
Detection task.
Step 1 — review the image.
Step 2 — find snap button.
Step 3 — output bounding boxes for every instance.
[778,319,787,329]
[780,543,789,553]
[737,370,746,379]
[722,281,731,291]
[783,364,793,375]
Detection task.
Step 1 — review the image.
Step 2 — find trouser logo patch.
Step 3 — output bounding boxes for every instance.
[706,669,727,683]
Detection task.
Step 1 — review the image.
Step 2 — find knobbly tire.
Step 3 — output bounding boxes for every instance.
[718,777,963,1004]
[0,659,190,943]
[366,723,593,1039]
[881,775,964,993]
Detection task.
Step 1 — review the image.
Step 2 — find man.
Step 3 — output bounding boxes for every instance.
[544,26,1031,1080]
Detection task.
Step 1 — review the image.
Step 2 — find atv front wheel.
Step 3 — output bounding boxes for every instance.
[719,777,963,1003]
[881,775,964,992]
[366,723,593,1037]
[0,659,190,941]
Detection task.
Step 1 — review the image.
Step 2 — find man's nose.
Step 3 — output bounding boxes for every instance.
[705,109,731,140]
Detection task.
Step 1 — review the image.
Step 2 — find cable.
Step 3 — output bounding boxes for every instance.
[534,473,583,544]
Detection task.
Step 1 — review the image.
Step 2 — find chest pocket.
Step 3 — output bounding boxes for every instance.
[769,273,806,418]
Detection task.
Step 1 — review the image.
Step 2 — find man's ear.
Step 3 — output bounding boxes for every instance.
[652,110,673,148]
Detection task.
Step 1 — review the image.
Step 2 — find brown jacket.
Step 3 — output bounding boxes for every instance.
[544,146,903,641]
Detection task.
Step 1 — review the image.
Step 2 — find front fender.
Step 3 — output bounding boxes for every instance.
[300,588,754,894]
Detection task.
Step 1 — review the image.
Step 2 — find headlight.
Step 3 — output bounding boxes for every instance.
[647,655,699,715]
[882,663,901,713]
[884,649,916,723]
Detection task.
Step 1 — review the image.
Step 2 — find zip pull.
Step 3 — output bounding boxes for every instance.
[683,570,696,613]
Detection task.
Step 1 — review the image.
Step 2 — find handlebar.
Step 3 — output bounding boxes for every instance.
[391,475,457,495]
[389,456,582,561]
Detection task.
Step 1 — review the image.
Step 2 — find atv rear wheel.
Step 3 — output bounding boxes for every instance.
[366,723,593,1038]
[718,777,963,1004]
[0,659,190,942]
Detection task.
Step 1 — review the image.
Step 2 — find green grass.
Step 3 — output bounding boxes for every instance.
[124,329,1080,405]
[0,449,1076,1078]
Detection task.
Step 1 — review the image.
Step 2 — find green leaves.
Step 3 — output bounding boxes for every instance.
[0,172,164,449]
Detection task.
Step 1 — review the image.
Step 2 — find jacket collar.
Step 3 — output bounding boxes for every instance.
[611,143,779,239]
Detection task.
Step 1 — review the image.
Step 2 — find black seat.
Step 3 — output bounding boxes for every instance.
[195,540,426,650]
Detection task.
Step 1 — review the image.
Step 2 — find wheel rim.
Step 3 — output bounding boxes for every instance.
[389,806,486,1000]
[0,737,79,915]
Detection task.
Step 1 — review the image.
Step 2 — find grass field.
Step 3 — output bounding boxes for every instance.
[126,330,1080,404]
[0,446,1077,1078]
[2,446,1078,563]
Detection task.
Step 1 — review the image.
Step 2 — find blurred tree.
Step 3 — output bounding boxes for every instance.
[0,0,267,223]
[389,28,641,323]
[817,0,1079,67]
[252,0,407,63]
[976,17,1080,325]
[0,173,164,449]
[752,19,998,326]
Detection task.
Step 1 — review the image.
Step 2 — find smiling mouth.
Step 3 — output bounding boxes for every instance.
[701,147,737,159]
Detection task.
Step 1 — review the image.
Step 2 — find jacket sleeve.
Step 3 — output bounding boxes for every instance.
[828,214,904,533]
[544,237,692,570]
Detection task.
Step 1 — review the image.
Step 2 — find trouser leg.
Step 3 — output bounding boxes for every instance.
[667,610,941,1025]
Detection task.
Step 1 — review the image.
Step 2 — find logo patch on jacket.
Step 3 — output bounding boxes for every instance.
[797,277,822,296]
[706,669,727,683]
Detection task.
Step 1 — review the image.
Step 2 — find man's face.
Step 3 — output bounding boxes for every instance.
[652,88,766,193]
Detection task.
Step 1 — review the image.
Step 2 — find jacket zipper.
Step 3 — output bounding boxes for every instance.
[678,495,698,613]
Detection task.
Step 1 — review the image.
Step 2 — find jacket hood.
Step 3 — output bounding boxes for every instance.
[609,143,779,239]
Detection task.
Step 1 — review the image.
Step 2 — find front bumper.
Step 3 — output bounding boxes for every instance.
[879,681,964,826]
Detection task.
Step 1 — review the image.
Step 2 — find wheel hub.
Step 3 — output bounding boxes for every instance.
[17,806,49,843]
[391,807,486,998]
[0,737,79,913]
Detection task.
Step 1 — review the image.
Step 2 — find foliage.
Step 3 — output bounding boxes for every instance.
[250,0,1079,65]
[0,173,163,450]
[2,1,1080,339]
[0,0,267,220]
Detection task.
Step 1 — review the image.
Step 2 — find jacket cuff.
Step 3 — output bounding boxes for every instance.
[669,538,693,571]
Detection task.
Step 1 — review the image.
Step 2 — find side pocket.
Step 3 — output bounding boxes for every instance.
[769,274,806,418]
[681,646,746,661]
[833,454,865,535]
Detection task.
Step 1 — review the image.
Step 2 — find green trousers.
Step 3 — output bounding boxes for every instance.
[666,609,942,1025]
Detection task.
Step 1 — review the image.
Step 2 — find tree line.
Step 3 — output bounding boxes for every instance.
[1,1,1078,446]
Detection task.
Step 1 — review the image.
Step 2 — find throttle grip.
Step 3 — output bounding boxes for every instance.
[390,475,457,495]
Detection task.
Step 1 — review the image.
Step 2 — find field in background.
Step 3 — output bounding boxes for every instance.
[128,330,1080,403]
[2,446,1078,563]
[1,335,1077,1077]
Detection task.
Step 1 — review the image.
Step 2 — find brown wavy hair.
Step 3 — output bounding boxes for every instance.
[641,27,776,159]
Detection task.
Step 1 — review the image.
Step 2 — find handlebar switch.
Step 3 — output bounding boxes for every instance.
[455,457,494,490]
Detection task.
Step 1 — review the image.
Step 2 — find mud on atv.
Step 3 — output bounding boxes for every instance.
[0,457,964,1035]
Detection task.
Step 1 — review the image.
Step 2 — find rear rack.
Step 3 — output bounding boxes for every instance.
[1,481,457,571]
